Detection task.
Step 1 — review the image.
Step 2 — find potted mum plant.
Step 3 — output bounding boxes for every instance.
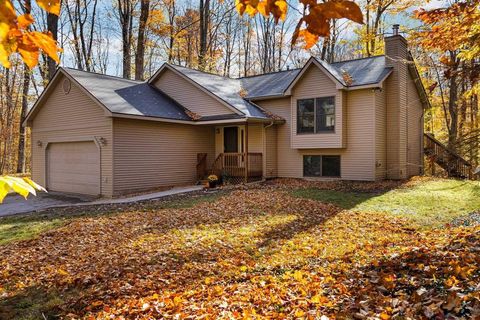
[207,174,219,188]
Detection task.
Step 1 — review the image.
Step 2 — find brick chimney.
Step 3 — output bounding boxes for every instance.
[384,25,409,179]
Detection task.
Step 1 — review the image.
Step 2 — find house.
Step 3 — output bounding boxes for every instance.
[24,31,428,197]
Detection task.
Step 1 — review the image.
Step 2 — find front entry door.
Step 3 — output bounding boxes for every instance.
[224,127,238,153]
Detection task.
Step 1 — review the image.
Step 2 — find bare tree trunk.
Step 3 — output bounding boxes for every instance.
[17,0,31,173]
[135,0,150,80]
[66,0,98,71]
[448,74,459,150]
[167,0,176,63]
[17,66,30,174]
[47,12,59,80]
[199,0,210,70]
[447,51,460,151]
[118,0,134,79]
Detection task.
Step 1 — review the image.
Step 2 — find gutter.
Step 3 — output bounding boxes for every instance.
[110,113,279,125]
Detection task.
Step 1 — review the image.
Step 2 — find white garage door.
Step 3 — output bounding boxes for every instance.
[47,141,100,195]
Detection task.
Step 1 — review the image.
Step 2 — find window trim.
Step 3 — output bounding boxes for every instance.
[303,155,341,178]
[296,96,336,135]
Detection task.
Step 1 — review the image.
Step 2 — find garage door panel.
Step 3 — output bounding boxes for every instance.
[47,141,100,195]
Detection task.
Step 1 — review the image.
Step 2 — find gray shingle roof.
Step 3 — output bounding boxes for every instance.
[239,55,392,98]
[63,68,192,121]
[240,69,301,99]
[61,55,393,123]
[168,65,269,119]
[331,56,392,87]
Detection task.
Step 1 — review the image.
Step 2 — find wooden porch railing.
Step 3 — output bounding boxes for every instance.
[424,133,473,179]
[196,153,208,180]
[211,153,263,184]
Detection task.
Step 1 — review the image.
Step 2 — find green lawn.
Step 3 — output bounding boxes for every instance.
[292,178,480,227]
[0,191,225,245]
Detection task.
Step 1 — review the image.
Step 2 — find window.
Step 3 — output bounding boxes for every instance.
[303,155,341,177]
[297,96,335,133]
[297,99,315,133]
[316,97,335,132]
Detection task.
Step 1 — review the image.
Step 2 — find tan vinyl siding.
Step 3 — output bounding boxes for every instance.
[31,73,113,196]
[385,36,408,179]
[256,98,301,178]
[257,90,376,181]
[247,124,263,153]
[407,74,424,177]
[375,89,387,180]
[153,69,235,117]
[112,118,215,195]
[341,90,376,180]
[265,125,277,178]
[290,65,345,149]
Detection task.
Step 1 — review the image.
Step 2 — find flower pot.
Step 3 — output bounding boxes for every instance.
[208,180,217,188]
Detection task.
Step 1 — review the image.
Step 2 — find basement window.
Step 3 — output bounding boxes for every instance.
[303,155,341,177]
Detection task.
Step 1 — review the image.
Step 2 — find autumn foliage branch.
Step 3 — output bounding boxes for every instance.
[235,0,364,49]
[0,0,61,68]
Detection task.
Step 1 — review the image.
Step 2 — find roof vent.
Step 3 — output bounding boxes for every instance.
[393,24,400,36]
[63,79,71,94]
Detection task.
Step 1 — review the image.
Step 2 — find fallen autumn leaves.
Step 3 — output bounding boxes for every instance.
[0,180,479,319]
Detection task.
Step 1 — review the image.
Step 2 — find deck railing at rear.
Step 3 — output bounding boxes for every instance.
[424,133,473,179]
[211,153,263,184]
[196,153,208,180]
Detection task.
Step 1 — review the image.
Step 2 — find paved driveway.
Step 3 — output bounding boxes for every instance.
[0,192,92,217]
[0,185,204,217]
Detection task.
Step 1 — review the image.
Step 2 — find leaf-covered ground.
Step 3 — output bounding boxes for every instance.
[0,178,479,319]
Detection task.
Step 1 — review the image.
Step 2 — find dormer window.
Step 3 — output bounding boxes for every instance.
[297,96,335,134]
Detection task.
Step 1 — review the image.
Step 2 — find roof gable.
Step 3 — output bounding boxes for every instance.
[63,68,192,120]
[149,63,272,119]
[284,57,344,95]
[24,68,195,125]
[24,68,113,125]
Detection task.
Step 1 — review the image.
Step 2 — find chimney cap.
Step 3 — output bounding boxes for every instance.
[393,24,400,35]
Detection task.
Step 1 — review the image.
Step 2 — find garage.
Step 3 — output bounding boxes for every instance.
[47,141,100,195]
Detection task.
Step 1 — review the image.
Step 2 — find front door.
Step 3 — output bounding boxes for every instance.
[224,127,238,153]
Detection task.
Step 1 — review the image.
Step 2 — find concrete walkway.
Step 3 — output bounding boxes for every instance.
[86,185,204,205]
[0,185,204,217]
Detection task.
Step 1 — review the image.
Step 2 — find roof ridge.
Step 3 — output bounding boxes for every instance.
[62,67,144,83]
[237,68,301,79]
[167,63,234,81]
[168,63,302,80]
[331,55,385,65]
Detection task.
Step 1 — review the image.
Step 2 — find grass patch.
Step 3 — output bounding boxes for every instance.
[292,178,480,227]
[0,190,226,245]
[0,214,68,245]
[0,287,69,320]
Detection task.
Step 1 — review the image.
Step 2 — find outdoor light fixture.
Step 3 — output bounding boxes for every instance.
[36,140,42,147]
[97,137,107,146]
